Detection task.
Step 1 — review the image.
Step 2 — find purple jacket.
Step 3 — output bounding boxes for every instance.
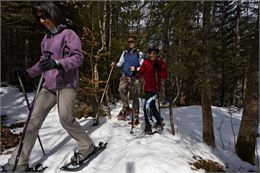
[26,25,84,91]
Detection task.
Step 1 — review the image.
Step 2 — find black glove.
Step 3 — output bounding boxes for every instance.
[132,70,138,77]
[153,63,161,72]
[39,59,58,71]
[130,66,138,77]
[12,68,29,79]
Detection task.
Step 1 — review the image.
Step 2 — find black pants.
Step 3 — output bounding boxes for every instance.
[143,92,162,127]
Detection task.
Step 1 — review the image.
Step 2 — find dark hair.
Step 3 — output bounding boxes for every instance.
[32,1,64,27]
[128,35,137,41]
[148,45,159,54]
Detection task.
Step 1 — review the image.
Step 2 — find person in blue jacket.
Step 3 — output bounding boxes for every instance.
[111,35,144,125]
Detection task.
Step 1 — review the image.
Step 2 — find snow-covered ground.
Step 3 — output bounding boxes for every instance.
[0,85,259,173]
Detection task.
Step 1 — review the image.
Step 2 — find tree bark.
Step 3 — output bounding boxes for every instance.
[233,0,241,106]
[98,1,107,53]
[235,5,259,164]
[90,4,94,79]
[108,0,112,57]
[201,1,215,147]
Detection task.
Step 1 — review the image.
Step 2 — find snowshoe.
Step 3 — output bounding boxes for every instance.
[154,122,165,129]
[1,163,28,172]
[117,107,132,121]
[27,163,48,172]
[70,152,85,166]
[60,142,107,172]
[142,125,153,135]
[1,163,47,172]
[128,119,140,126]
[153,122,164,134]
[117,114,129,121]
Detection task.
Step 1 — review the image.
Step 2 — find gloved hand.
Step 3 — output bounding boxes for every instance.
[111,62,116,67]
[130,66,138,77]
[153,63,161,72]
[39,59,58,71]
[132,70,138,77]
[12,68,29,79]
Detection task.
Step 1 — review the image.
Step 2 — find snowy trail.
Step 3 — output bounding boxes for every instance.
[0,86,259,173]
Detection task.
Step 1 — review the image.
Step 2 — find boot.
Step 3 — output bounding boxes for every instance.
[134,114,140,125]
[143,124,153,135]
[117,107,132,121]
[71,145,95,165]
[128,116,140,126]
[2,163,29,172]
[134,119,140,125]
[154,121,165,131]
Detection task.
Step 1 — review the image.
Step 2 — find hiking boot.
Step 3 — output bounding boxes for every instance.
[160,117,164,122]
[154,122,165,131]
[134,119,140,125]
[117,107,132,121]
[154,122,165,128]
[128,118,140,126]
[143,125,153,135]
[2,163,29,172]
[71,145,95,165]
[118,114,128,121]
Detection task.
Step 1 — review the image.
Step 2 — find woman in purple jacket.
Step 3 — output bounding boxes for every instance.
[3,2,94,172]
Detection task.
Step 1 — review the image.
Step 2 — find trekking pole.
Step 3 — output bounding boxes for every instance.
[13,51,52,172]
[93,65,114,126]
[129,76,135,135]
[17,74,46,156]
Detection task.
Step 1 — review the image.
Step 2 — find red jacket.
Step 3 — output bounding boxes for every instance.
[137,57,167,93]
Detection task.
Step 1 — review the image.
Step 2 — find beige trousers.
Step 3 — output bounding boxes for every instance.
[118,74,140,115]
[8,88,92,165]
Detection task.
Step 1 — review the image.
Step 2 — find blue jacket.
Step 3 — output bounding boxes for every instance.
[116,48,144,77]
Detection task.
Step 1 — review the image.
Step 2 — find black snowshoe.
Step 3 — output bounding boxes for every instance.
[117,107,132,121]
[60,142,107,172]
[27,163,48,172]
[1,163,47,172]
[153,122,165,133]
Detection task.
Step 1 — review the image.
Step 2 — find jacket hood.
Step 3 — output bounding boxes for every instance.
[47,24,67,38]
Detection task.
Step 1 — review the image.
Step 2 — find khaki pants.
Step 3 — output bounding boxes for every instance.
[8,88,92,165]
[118,74,139,115]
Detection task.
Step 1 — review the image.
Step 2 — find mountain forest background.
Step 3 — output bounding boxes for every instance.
[1,0,259,165]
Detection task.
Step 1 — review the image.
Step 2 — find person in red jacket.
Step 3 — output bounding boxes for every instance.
[136,46,167,134]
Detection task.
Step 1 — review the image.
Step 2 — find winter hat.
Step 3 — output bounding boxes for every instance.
[147,45,159,54]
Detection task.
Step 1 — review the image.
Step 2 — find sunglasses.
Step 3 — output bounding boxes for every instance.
[36,15,48,21]
[128,40,135,43]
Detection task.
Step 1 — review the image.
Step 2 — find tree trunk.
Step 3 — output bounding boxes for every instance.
[220,2,227,106]
[161,13,170,102]
[233,0,241,106]
[94,1,108,123]
[235,0,240,62]
[108,0,112,57]
[235,5,259,165]
[201,1,215,147]
[169,75,180,135]
[98,1,107,53]
[90,4,94,79]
